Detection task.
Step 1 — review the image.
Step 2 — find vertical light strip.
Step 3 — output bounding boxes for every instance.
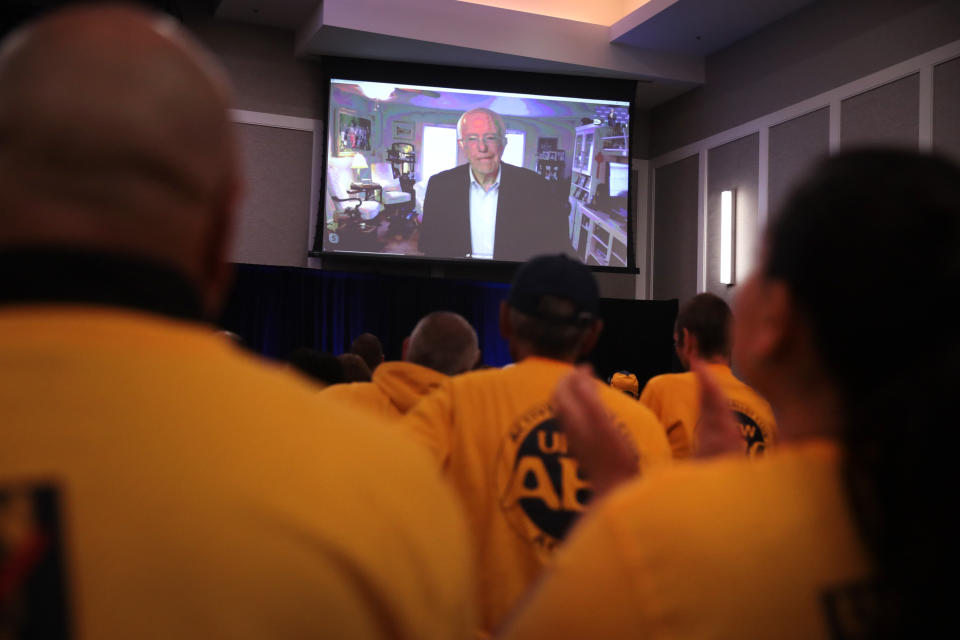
[697,151,708,293]
[828,99,841,153]
[919,65,934,151]
[720,190,735,285]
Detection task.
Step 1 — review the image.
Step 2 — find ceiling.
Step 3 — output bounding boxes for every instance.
[213,0,817,107]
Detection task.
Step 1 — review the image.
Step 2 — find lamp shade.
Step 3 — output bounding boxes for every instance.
[351,154,368,170]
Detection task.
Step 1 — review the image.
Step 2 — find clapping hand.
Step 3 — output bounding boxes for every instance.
[552,366,638,500]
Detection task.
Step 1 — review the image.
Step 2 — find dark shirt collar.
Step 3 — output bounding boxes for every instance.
[0,249,204,321]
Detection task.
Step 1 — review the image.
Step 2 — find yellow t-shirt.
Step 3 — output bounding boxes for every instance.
[640,363,777,458]
[500,440,873,640]
[0,306,474,639]
[400,356,672,634]
[321,360,448,421]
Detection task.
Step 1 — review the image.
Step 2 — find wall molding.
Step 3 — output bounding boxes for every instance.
[650,38,960,296]
[651,39,960,169]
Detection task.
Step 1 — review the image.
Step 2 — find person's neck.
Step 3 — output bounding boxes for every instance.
[510,343,577,364]
[472,167,499,191]
[701,354,730,367]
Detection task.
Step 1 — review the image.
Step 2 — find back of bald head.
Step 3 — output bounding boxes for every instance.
[406,312,480,376]
[0,5,238,305]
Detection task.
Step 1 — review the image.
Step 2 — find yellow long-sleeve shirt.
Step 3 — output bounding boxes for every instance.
[500,440,873,640]
[321,360,448,421]
[401,356,672,634]
[640,363,777,457]
[0,306,474,639]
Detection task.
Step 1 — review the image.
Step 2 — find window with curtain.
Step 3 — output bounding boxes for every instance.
[503,130,526,167]
[421,124,458,184]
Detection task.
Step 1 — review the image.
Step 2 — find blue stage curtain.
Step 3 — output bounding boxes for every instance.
[218,263,679,385]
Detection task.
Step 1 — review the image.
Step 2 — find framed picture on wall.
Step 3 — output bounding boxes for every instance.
[335,108,373,156]
[392,120,414,141]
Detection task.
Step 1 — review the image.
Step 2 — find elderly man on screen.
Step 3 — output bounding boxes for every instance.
[418,107,571,262]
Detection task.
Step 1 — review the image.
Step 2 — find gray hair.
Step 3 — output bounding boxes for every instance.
[406,311,480,375]
[456,108,506,140]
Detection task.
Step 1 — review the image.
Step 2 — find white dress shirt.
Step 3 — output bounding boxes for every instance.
[468,167,501,260]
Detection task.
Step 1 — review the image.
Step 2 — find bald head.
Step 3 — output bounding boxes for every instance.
[0,5,238,310]
[406,312,480,376]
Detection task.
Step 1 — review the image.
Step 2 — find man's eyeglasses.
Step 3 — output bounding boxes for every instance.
[461,134,503,146]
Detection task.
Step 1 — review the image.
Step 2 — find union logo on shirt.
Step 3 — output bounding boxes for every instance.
[731,400,772,456]
[496,403,593,556]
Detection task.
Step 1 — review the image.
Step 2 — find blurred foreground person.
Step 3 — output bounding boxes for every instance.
[323,311,479,420]
[402,254,671,634]
[500,149,956,639]
[640,293,776,457]
[0,6,472,638]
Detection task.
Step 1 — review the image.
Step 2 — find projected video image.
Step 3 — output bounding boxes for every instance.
[321,79,631,266]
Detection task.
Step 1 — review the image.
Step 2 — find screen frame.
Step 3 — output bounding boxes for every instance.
[310,56,639,273]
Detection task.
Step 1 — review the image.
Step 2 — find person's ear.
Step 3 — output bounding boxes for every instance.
[499,301,512,340]
[401,336,411,361]
[579,319,604,357]
[744,280,793,365]
[682,328,699,360]
[756,281,793,359]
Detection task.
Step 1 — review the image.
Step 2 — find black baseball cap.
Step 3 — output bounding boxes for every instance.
[507,254,599,326]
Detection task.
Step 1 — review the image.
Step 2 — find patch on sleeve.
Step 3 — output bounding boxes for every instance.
[0,484,72,639]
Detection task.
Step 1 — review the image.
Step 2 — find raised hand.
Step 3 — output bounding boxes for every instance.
[552,366,638,500]
[691,359,743,458]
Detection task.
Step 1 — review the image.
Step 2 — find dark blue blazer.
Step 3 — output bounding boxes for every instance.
[418,163,570,262]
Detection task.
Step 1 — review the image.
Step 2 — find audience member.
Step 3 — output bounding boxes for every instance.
[323,311,479,421]
[607,371,639,399]
[402,254,672,634]
[338,352,373,382]
[499,149,956,639]
[287,347,345,388]
[640,292,776,457]
[350,332,384,372]
[0,6,473,638]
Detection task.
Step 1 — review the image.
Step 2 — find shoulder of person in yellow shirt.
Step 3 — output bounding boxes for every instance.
[639,371,699,457]
[711,363,778,453]
[401,358,672,472]
[498,440,872,640]
[0,307,474,639]
[640,365,777,458]
[321,360,447,422]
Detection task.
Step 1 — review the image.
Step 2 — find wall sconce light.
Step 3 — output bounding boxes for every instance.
[720,189,735,285]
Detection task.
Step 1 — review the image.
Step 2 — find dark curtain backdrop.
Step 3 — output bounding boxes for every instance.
[219,263,680,386]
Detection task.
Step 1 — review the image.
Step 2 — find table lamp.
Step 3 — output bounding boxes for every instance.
[351,154,369,182]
